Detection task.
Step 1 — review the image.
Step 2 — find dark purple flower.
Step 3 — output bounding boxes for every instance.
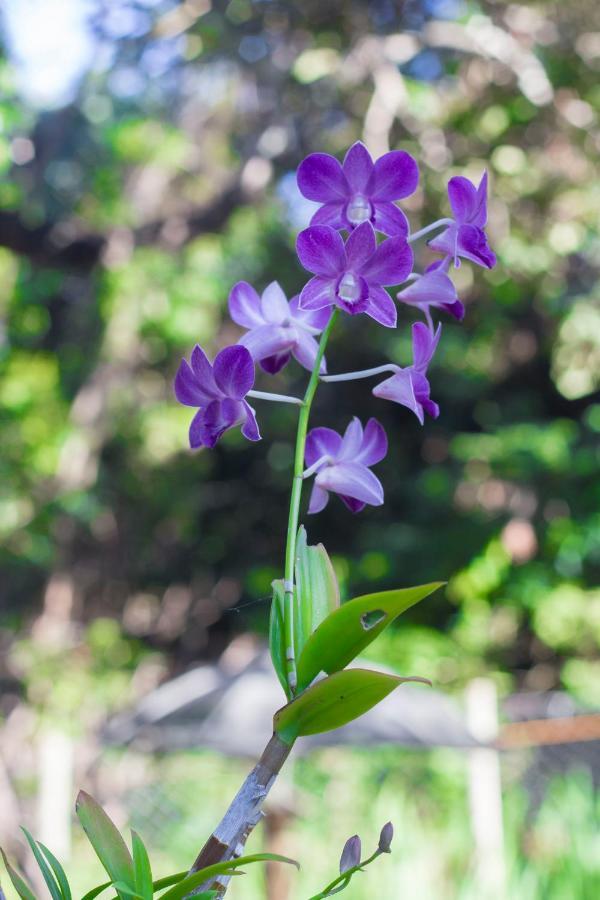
[305,417,387,514]
[373,323,441,424]
[296,221,413,328]
[429,172,496,269]
[339,835,362,874]
[396,258,464,324]
[229,280,331,375]
[174,344,260,448]
[297,141,418,237]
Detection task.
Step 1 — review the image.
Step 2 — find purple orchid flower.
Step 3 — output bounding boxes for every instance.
[429,172,496,269]
[174,344,260,448]
[304,417,388,514]
[373,322,441,424]
[297,141,419,237]
[229,280,331,375]
[396,258,464,325]
[296,221,413,328]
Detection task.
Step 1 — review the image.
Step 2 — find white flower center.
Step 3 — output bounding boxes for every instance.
[346,194,371,225]
[338,272,361,303]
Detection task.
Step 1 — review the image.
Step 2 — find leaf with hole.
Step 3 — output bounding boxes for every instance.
[76,791,135,900]
[274,668,430,743]
[295,583,443,690]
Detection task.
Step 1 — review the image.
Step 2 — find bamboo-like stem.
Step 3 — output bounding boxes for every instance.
[282,309,338,694]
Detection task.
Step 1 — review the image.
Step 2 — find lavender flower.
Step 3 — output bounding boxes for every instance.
[339,835,362,874]
[373,323,441,424]
[304,417,387,514]
[396,258,464,325]
[229,280,331,375]
[296,221,413,327]
[297,141,419,237]
[429,172,496,269]
[174,344,260,448]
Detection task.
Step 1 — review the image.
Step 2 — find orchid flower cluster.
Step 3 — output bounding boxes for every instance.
[175,141,495,518]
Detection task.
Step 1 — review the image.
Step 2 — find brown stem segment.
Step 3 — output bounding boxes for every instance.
[188,732,293,896]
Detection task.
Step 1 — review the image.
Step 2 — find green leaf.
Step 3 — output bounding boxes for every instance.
[131,833,152,900]
[269,579,290,697]
[294,527,339,661]
[1,848,36,900]
[81,882,112,900]
[36,842,72,900]
[157,853,299,900]
[296,583,443,690]
[76,791,135,899]
[111,883,142,899]
[20,828,62,900]
[274,668,431,743]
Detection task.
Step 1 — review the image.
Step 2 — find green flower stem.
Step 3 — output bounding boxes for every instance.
[308,850,381,900]
[283,308,338,694]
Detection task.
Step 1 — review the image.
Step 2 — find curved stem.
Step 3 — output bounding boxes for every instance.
[408,217,453,244]
[247,389,303,405]
[321,363,399,383]
[283,308,338,694]
[308,851,381,900]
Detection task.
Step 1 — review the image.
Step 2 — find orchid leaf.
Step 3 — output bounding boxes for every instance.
[131,833,152,900]
[269,579,290,698]
[296,582,443,690]
[81,882,112,900]
[158,853,299,900]
[76,791,134,900]
[274,668,431,743]
[294,526,339,660]
[20,828,62,900]
[1,849,36,900]
[36,842,72,900]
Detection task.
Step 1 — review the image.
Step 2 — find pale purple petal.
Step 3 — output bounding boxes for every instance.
[299,275,335,311]
[428,225,459,265]
[293,330,327,374]
[261,281,289,323]
[447,176,478,223]
[397,269,457,307]
[311,202,345,228]
[241,401,261,441]
[412,322,441,371]
[212,345,254,399]
[373,371,423,424]
[191,345,217,386]
[289,295,332,331]
[372,201,409,238]
[305,426,342,468]
[411,371,439,419]
[365,286,397,328]
[308,484,329,514]
[238,324,296,362]
[360,236,413,285]
[229,281,265,328]
[369,150,419,200]
[315,461,384,507]
[342,142,374,192]
[297,226,346,277]
[472,171,489,227]
[339,417,364,460]
[297,153,348,202]
[354,417,387,466]
[344,221,377,271]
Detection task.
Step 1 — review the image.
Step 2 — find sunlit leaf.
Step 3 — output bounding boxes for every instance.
[294,526,339,661]
[269,579,290,697]
[274,668,431,743]
[158,853,299,900]
[1,848,36,900]
[20,828,62,900]
[76,791,134,899]
[296,583,443,690]
[131,832,152,900]
[37,842,72,900]
[81,882,112,900]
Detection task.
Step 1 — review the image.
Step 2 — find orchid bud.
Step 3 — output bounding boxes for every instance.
[378,821,394,853]
[339,834,361,873]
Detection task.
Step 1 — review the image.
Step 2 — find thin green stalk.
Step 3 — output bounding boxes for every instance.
[308,851,380,900]
[283,308,338,694]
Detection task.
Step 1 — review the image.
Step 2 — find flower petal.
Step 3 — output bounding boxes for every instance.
[308,484,329,514]
[305,426,343,468]
[239,324,295,362]
[289,294,332,331]
[397,269,458,309]
[229,281,265,328]
[297,225,346,277]
[344,221,377,272]
[355,417,388,466]
[372,201,409,237]
[293,330,327,373]
[365,286,397,328]
[241,401,261,441]
[260,352,292,374]
[361,235,413,285]
[369,150,419,200]
[297,153,348,202]
[213,345,255,399]
[455,224,496,269]
[339,417,364,460]
[373,371,424,424]
[428,225,459,264]
[342,142,374,192]
[261,281,289,323]
[412,321,441,371]
[311,202,345,228]
[174,356,216,407]
[339,495,367,514]
[299,275,335,311]
[472,171,489,227]
[315,461,384,507]
[189,398,241,448]
[447,176,478,224]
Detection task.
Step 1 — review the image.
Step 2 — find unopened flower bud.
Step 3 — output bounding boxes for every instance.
[339,834,361,873]
[378,821,394,853]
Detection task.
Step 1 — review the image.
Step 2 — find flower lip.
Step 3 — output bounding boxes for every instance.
[345,194,372,225]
